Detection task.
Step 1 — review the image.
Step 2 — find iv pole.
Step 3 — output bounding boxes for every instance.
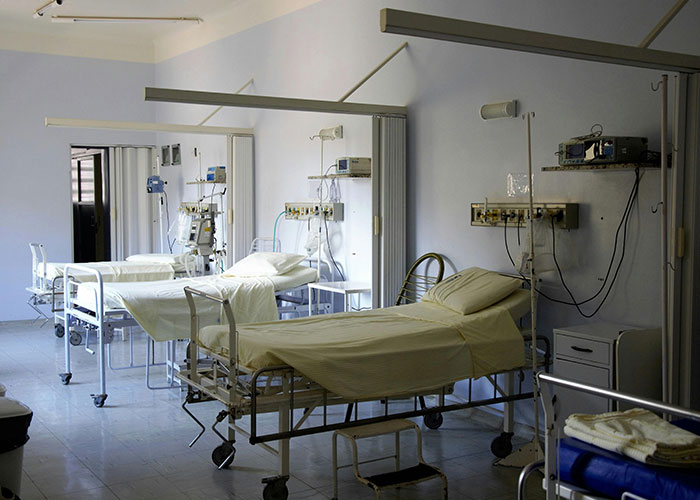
[496,111,544,467]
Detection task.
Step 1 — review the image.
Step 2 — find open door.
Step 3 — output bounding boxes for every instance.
[71,147,110,262]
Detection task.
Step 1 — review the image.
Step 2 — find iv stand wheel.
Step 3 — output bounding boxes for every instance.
[59,372,72,385]
[423,411,443,430]
[91,394,107,408]
[262,476,289,500]
[491,432,514,458]
[55,324,65,338]
[211,441,236,469]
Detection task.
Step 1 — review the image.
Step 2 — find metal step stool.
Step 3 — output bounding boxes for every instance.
[332,419,447,499]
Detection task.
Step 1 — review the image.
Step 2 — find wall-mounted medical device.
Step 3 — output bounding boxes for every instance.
[471,202,579,229]
[206,166,226,182]
[558,137,647,166]
[285,202,344,221]
[336,157,371,176]
[146,175,165,194]
[180,202,216,215]
[161,145,171,166]
[171,144,181,166]
[187,218,214,256]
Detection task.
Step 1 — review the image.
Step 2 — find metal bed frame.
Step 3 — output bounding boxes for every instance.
[178,286,550,500]
[517,372,700,500]
[27,243,65,332]
[60,260,330,407]
[61,264,182,407]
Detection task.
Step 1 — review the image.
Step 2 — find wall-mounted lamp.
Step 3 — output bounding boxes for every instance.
[310,125,343,141]
[480,100,517,120]
[51,15,202,24]
[33,0,62,19]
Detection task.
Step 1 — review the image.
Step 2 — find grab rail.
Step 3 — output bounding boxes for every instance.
[183,286,238,393]
[535,372,700,500]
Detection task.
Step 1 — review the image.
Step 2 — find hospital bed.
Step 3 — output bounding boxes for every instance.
[176,269,547,500]
[26,242,195,334]
[60,253,322,407]
[518,372,700,500]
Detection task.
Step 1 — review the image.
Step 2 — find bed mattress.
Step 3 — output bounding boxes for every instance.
[45,261,175,282]
[267,265,318,290]
[199,289,529,399]
[558,419,700,500]
[125,253,195,273]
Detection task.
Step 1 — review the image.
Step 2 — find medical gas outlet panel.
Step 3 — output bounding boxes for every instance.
[285,202,344,221]
[180,202,218,215]
[470,202,579,229]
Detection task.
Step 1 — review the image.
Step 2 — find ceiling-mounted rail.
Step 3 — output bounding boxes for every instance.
[380,8,700,73]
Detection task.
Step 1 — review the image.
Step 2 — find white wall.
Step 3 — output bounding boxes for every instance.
[150,0,700,419]
[0,50,155,321]
[151,0,700,329]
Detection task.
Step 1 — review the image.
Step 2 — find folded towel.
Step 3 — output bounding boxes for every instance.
[564,408,700,467]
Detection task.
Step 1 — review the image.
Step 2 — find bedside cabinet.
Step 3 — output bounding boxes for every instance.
[553,323,661,420]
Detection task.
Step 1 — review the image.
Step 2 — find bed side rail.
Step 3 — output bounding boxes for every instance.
[536,372,700,500]
[63,264,107,320]
[29,242,48,290]
[183,286,238,395]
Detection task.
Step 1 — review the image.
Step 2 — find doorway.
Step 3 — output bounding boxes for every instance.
[71,147,110,262]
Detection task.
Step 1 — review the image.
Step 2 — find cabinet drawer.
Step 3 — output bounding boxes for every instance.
[553,358,611,418]
[555,334,609,365]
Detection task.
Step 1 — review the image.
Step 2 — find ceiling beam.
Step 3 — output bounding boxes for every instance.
[380,8,700,73]
[45,117,253,136]
[144,87,407,117]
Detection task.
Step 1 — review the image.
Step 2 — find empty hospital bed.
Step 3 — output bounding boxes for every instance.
[60,252,321,407]
[177,267,547,499]
[518,372,700,500]
[26,242,195,334]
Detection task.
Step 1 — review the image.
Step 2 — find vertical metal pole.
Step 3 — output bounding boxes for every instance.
[63,273,71,374]
[525,112,540,441]
[279,377,290,476]
[661,74,670,405]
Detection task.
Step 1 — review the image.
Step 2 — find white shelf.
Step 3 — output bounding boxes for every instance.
[186,180,225,185]
[307,174,371,180]
[542,162,660,172]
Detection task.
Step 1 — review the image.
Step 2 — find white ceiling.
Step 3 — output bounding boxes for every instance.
[0,0,234,40]
[0,0,321,63]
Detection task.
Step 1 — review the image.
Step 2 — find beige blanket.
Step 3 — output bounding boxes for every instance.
[199,300,525,400]
[78,275,279,342]
[565,408,700,467]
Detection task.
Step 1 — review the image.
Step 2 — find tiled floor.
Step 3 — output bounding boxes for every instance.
[0,320,545,499]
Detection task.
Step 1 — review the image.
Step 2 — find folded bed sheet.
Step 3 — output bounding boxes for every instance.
[199,289,529,400]
[558,419,700,500]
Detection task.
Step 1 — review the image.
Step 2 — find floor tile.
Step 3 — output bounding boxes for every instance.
[3,320,540,500]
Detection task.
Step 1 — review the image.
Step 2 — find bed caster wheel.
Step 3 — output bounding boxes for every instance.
[423,412,443,430]
[92,394,107,408]
[69,331,82,346]
[55,324,65,338]
[59,372,72,385]
[262,476,289,500]
[491,431,514,458]
[211,441,236,469]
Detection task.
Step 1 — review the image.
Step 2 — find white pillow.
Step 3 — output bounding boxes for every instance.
[222,252,306,277]
[421,267,522,315]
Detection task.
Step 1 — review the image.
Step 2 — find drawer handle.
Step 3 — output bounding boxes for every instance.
[571,346,593,353]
